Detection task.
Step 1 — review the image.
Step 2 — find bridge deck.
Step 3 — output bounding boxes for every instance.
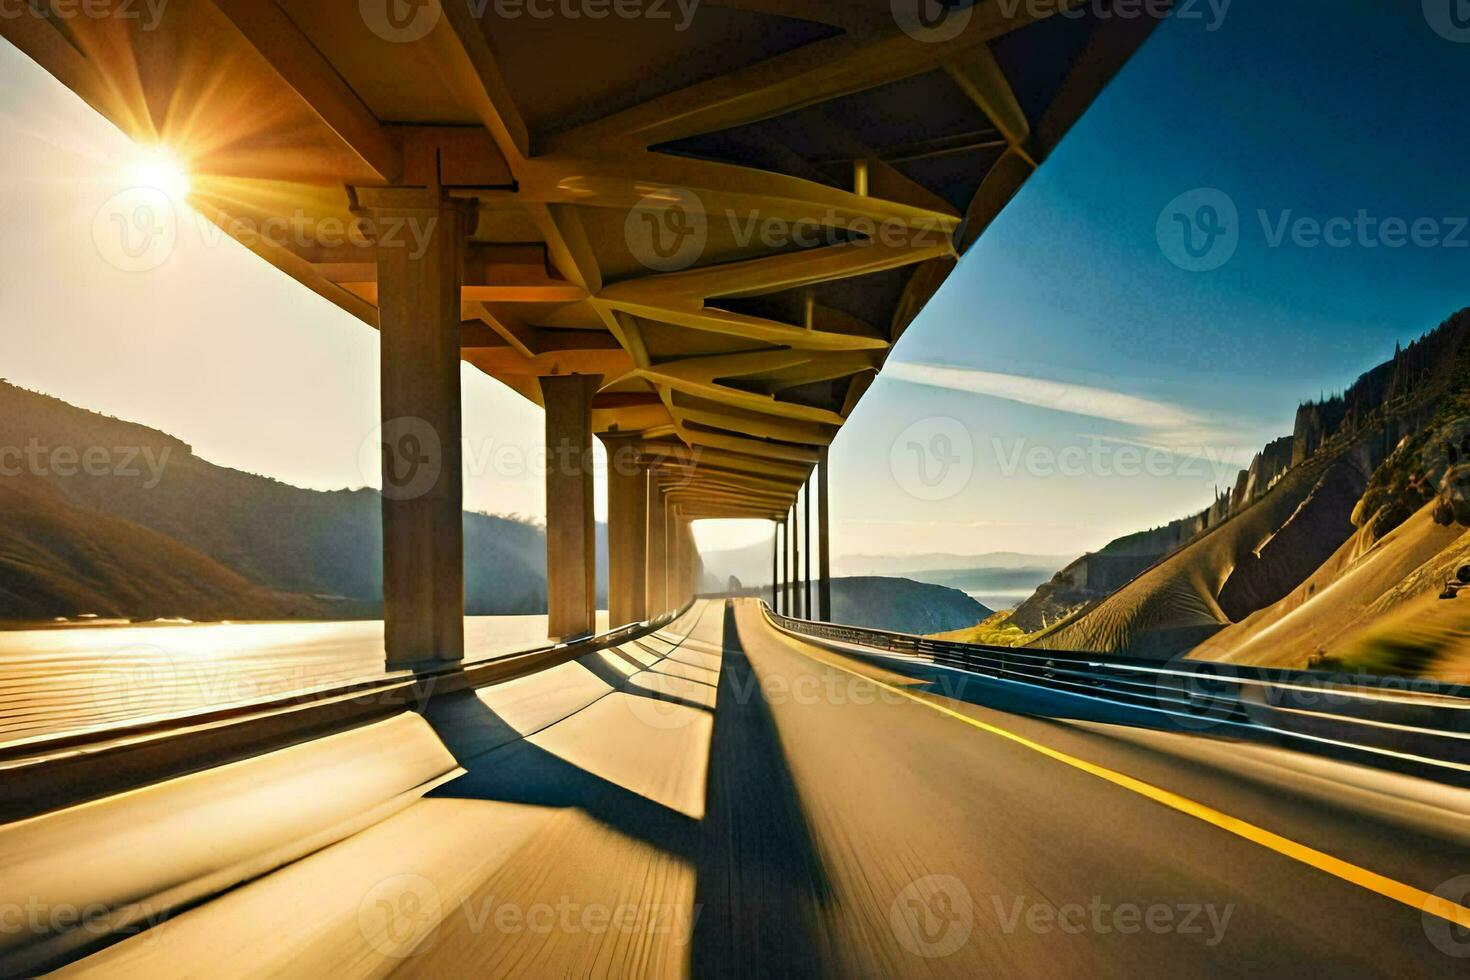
[34,599,1466,976]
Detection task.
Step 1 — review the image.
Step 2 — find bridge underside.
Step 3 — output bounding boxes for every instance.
[1,0,1163,653]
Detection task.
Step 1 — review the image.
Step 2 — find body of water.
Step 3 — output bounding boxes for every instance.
[0,613,610,749]
[966,590,1035,612]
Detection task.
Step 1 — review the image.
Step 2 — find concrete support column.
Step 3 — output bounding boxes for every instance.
[692,542,703,598]
[667,507,684,608]
[600,436,647,626]
[782,511,792,615]
[647,482,667,616]
[540,374,602,640]
[792,497,803,619]
[689,526,701,598]
[803,478,813,619]
[771,520,779,609]
[677,521,693,602]
[362,187,469,669]
[819,447,832,622]
[680,517,695,603]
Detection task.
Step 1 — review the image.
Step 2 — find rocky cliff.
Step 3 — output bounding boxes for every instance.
[1014,308,1470,667]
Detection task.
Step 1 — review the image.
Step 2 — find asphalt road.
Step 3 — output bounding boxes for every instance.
[47,599,1470,977]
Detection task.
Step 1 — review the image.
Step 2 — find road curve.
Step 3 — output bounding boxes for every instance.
[52,599,1470,977]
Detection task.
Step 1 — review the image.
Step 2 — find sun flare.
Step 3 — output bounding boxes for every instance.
[127,147,192,203]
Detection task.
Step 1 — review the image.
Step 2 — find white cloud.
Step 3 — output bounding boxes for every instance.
[886,361,1249,453]
[840,518,1088,530]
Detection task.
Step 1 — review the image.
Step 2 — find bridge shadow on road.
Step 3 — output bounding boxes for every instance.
[418,601,832,976]
[690,602,831,979]
[422,690,701,862]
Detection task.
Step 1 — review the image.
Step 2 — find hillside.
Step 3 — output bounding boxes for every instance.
[833,552,1076,577]
[747,575,990,635]
[903,565,1062,611]
[700,543,1069,610]
[1011,436,1297,632]
[1020,308,1470,680]
[0,382,604,621]
[1029,451,1363,657]
[0,473,346,621]
[1192,503,1470,670]
[828,577,991,635]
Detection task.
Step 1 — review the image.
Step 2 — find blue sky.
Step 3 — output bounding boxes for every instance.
[840,0,1470,556]
[0,1,1466,558]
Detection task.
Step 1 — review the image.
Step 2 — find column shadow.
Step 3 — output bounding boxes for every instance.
[689,602,832,979]
[422,689,700,861]
[421,601,834,977]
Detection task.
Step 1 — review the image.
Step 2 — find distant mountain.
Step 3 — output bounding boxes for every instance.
[829,578,991,635]
[738,576,989,635]
[700,537,779,587]
[1010,440,1295,632]
[700,542,1073,593]
[834,552,1077,576]
[1021,308,1470,680]
[0,470,340,622]
[0,382,604,621]
[898,565,1063,611]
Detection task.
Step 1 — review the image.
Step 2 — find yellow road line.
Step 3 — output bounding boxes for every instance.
[767,621,1470,930]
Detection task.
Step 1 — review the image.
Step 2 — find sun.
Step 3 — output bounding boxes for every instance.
[128,147,192,203]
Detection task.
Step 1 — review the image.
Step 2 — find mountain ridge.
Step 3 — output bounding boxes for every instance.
[0,381,603,621]
[1008,308,1470,681]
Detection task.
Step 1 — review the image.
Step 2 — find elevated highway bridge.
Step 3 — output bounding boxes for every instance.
[0,0,1162,656]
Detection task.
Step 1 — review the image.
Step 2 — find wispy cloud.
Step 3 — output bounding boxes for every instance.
[886,362,1250,454]
[840,519,1090,530]
[1078,432,1257,470]
[887,362,1196,428]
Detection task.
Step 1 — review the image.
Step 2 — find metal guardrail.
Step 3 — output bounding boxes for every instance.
[762,604,1470,787]
[2,601,699,823]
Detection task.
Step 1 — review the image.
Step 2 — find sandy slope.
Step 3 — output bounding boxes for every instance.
[1195,503,1468,669]
[1027,454,1359,659]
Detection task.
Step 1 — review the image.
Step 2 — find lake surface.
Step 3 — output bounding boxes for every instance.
[0,613,610,749]
[967,589,1034,612]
